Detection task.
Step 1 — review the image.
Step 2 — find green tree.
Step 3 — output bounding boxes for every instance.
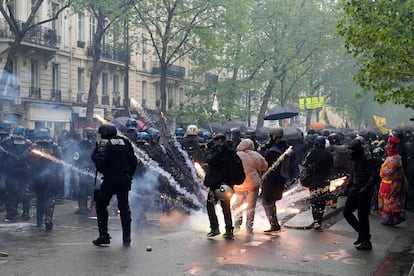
[130,0,219,135]
[0,0,70,93]
[71,0,133,127]
[189,0,341,130]
[337,0,414,109]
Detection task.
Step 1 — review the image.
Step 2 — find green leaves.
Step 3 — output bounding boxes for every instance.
[338,0,414,109]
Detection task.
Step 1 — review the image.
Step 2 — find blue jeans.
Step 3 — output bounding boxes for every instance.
[233,189,259,233]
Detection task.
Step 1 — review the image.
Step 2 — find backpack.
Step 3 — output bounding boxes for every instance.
[330,145,351,176]
[225,150,246,185]
[280,150,299,181]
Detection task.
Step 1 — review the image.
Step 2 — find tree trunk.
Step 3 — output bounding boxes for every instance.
[85,28,104,127]
[158,64,171,144]
[256,79,276,130]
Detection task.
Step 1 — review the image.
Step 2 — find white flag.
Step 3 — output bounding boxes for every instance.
[212,94,219,112]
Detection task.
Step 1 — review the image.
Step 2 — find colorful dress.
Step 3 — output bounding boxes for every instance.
[378,154,406,226]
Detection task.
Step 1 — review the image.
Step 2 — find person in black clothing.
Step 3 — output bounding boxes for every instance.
[261,127,287,233]
[302,136,333,230]
[0,126,32,221]
[29,129,63,231]
[226,127,242,150]
[74,128,96,215]
[404,132,414,211]
[91,123,137,247]
[204,133,235,239]
[180,125,206,163]
[343,139,379,250]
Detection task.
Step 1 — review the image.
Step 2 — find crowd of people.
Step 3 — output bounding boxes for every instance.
[176,123,413,252]
[1,118,413,250]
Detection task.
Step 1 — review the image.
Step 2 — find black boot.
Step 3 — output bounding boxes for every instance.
[207,228,220,237]
[93,234,111,246]
[223,227,234,239]
[264,216,281,233]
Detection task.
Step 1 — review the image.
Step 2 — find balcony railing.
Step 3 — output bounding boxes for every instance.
[77,93,85,103]
[101,95,110,105]
[87,43,128,63]
[51,89,62,102]
[113,96,121,107]
[0,19,59,47]
[152,64,185,79]
[77,41,85,48]
[29,86,41,99]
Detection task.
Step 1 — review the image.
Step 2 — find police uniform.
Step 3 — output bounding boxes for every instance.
[29,131,63,231]
[91,124,137,246]
[0,133,32,221]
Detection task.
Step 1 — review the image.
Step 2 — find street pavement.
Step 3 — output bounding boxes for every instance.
[1,191,414,276]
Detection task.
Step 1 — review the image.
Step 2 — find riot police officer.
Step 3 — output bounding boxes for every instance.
[91,123,137,246]
[0,126,32,221]
[124,118,138,143]
[29,128,63,231]
[74,127,96,214]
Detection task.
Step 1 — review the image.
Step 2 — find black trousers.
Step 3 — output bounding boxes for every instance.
[206,190,232,231]
[310,185,330,224]
[34,182,55,226]
[95,179,131,239]
[343,189,372,242]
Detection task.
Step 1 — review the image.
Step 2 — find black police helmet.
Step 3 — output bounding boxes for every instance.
[313,136,326,148]
[98,123,117,139]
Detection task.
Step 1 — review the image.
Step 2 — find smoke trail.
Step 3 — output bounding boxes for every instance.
[129,142,203,209]
[31,149,95,177]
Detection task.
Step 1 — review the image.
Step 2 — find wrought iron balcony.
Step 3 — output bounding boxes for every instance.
[101,95,110,105]
[113,96,121,107]
[0,19,59,47]
[29,86,41,99]
[51,89,62,102]
[77,41,85,48]
[87,43,128,63]
[152,64,185,79]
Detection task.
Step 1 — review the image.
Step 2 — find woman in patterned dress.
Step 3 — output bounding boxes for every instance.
[378,136,406,226]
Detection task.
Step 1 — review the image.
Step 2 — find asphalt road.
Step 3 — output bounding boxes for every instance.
[1,194,414,276]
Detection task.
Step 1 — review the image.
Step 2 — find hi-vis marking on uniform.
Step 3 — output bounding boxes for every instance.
[109,139,125,145]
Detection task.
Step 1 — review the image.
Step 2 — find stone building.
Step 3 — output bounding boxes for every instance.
[0,1,189,138]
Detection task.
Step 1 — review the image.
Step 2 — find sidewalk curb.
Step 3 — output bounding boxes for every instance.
[283,196,346,230]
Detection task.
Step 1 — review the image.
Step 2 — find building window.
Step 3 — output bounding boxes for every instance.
[113,75,119,93]
[77,68,84,93]
[51,3,59,31]
[30,60,38,88]
[90,16,96,44]
[77,13,85,44]
[102,73,108,95]
[179,87,184,105]
[52,64,59,90]
[141,81,147,107]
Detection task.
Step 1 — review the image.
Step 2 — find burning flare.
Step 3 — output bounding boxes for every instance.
[329,176,347,192]
[193,162,206,180]
[31,149,95,177]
